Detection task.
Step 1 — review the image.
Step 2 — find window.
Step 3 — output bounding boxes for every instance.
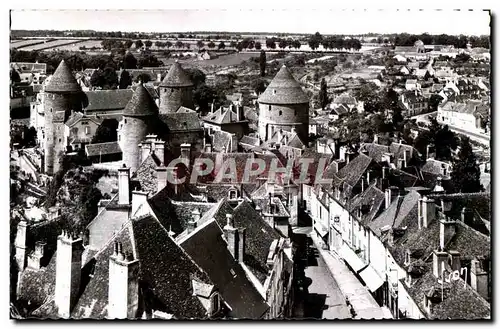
[58,138,61,142]
[124,119,127,124]
[269,105,271,111]
[118,135,121,142]
[279,110,282,116]
[50,108,53,113]
[85,126,91,135]
[210,292,220,316]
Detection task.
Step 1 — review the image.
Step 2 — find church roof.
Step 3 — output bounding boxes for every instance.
[123,82,158,117]
[44,60,82,93]
[160,62,193,88]
[258,65,309,105]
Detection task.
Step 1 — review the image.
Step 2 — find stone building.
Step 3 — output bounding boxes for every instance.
[117,82,159,173]
[42,60,83,175]
[159,62,194,114]
[258,65,310,145]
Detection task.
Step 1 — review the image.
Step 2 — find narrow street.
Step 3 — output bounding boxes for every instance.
[292,226,351,319]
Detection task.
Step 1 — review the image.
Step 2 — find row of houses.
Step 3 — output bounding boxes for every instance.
[304,139,491,319]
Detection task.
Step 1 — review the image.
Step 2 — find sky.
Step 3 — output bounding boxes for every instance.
[10,9,491,36]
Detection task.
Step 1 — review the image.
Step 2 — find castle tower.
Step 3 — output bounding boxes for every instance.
[43,60,82,175]
[118,82,158,173]
[159,61,194,113]
[258,65,310,144]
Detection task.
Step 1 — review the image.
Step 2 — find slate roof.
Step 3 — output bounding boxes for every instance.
[71,215,212,319]
[83,89,134,111]
[240,135,260,147]
[45,60,81,93]
[349,183,385,224]
[335,153,374,189]
[333,95,357,105]
[427,192,491,223]
[123,83,158,117]
[159,112,202,131]
[180,218,269,319]
[368,190,420,238]
[160,62,194,88]
[231,201,281,283]
[85,142,122,157]
[65,112,102,128]
[421,159,451,177]
[132,153,162,196]
[258,65,309,105]
[359,143,390,163]
[403,270,490,320]
[176,106,196,113]
[446,220,491,260]
[211,130,232,152]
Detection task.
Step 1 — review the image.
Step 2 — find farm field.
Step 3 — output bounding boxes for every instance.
[16,39,84,51]
[10,39,45,49]
[50,40,104,51]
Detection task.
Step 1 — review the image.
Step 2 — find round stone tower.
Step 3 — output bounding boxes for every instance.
[159,61,194,113]
[118,82,158,173]
[43,60,82,175]
[258,65,310,144]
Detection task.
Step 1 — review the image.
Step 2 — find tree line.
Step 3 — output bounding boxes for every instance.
[10,49,164,74]
[392,33,490,49]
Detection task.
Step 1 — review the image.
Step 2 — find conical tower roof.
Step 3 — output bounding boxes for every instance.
[123,82,158,117]
[160,61,193,87]
[258,65,309,105]
[45,60,82,93]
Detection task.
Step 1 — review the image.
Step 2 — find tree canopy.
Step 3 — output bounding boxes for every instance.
[119,70,132,89]
[91,119,119,144]
[450,136,483,193]
[90,67,118,90]
[319,78,329,110]
[259,50,266,77]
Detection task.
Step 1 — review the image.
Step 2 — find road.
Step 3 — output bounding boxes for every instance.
[303,243,352,319]
[292,227,352,319]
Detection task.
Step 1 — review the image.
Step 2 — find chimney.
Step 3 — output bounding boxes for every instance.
[439,217,456,250]
[448,250,461,272]
[27,241,46,270]
[210,102,215,113]
[255,205,262,217]
[426,144,432,159]
[167,167,179,195]
[290,126,297,135]
[157,73,162,82]
[55,231,84,319]
[373,134,379,144]
[156,165,167,193]
[152,139,165,164]
[108,242,140,319]
[422,196,436,228]
[460,207,474,226]
[384,187,397,209]
[139,140,152,164]
[187,208,200,234]
[14,219,28,271]
[198,186,208,202]
[470,258,489,300]
[118,164,131,205]
[339,146,346,161]
[131,189,148,217]
[205,143,213,153]
[366,169,371,185]
[345,151,353,164]
[180,143,191,162]
[230,133,238,152]
[237,228,246,263]
[432,249,448,278]
[224,214,238,260]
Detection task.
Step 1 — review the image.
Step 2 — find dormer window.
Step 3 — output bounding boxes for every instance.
[210,292,220,316]
[228,189,238,200]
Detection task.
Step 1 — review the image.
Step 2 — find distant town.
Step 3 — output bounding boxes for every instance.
[10,21,491,321]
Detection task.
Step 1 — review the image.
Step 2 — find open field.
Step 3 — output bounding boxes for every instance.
[18,39,85,51]
[10,39,45,49]
[49,40,104,51]
[160,52,259,68]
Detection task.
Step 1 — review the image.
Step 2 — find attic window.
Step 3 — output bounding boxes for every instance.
[273,89,276,95]
[210,292,220,316]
